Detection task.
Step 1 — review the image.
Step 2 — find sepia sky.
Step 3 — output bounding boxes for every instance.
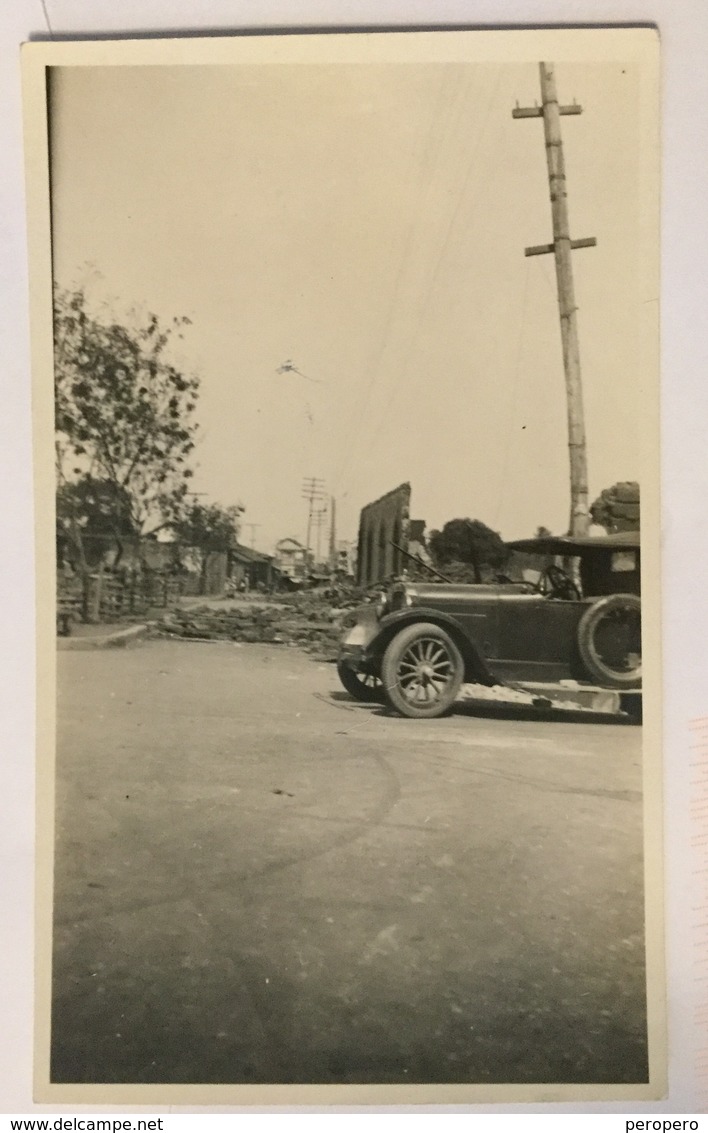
[49,58,648,554]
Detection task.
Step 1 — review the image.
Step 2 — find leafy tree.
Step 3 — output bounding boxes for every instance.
[169,500,245,591]
[56,475,138,569]
[428,518,509,583]
[171,501,244,553]
[57,476,137,537]
[590,482,640,533]
[54,286,200,534]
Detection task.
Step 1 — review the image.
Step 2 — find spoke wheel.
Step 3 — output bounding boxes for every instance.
[382,623,464,719]
[577,594,642,688]
[336,660,384,702]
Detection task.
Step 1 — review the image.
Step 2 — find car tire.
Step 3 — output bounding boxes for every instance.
[381,622,464,719]
[336,660,384,702]
[577,593,642,689]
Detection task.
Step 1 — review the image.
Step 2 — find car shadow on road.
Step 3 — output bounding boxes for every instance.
[454,700,638,726]
[328,693,638,729]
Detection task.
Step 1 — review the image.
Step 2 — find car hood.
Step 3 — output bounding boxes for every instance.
[406,582,530,603]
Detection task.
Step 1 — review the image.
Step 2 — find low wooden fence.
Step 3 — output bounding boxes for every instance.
[57,570,188,630]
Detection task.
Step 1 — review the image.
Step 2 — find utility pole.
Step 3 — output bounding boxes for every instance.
[328,495,337,573]
[513,62,596,537]
[301,477,325,562]
[313,504,327,565]
[244,523,260,549]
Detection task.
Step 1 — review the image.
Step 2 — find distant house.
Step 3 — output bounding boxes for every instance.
[275,537,309,580]
[228,543,276,589]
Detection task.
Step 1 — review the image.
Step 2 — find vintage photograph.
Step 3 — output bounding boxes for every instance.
[25,29,662,1102]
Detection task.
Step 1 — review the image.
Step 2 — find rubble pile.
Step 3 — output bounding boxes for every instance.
[158,594,362,659]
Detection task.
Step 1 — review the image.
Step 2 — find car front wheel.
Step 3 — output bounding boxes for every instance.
[381,622,464,719]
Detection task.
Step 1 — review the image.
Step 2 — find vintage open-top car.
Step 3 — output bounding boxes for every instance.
[337,532,642,720]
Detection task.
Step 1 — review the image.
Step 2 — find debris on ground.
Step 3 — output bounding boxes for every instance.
[458,683,585,712]
[156,592,365,660]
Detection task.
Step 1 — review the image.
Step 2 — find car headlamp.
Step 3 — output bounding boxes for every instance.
[387,582,412,612]
[375,596,388,619]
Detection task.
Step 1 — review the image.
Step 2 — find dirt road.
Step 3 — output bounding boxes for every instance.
[50,640,647,1087]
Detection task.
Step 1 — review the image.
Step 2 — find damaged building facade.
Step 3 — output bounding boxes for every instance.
[356,482,412,587]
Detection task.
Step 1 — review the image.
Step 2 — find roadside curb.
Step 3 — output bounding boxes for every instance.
[57,624,153,651]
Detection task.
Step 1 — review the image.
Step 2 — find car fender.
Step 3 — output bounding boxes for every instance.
[374,607,497,686]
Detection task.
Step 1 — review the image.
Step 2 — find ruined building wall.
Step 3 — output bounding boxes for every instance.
[356,482,411,587]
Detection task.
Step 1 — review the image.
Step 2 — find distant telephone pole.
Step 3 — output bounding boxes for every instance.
[313,504,328,564]
[244,523,260,549]
[328,495,337,573]
[513,62,596,537]
[301,477,326,560]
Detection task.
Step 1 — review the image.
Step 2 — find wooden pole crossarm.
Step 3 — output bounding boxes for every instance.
[512,104,582,118]
[525,236,597,257]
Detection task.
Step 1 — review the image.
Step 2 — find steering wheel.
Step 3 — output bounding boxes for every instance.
[541,564,581,600]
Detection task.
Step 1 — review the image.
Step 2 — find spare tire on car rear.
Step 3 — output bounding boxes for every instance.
[577,593,642,688]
